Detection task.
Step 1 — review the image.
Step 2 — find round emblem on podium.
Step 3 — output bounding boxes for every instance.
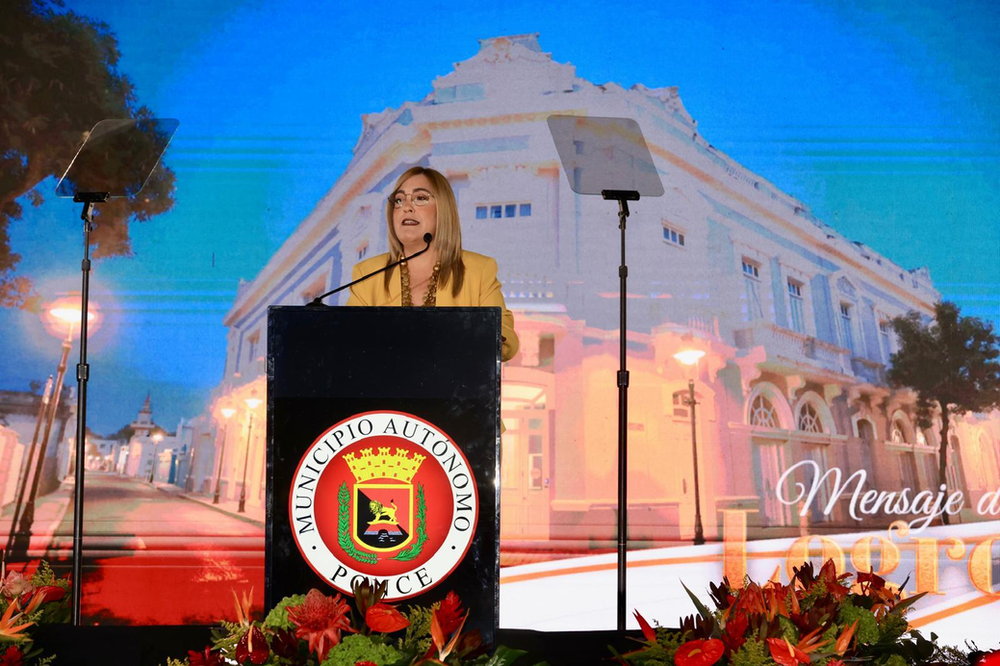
[289,411,479,600]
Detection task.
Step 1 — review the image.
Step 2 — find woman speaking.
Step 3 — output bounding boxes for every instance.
[346,166,519,362]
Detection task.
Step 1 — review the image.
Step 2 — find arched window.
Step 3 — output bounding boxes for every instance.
[750,394,779,429]
[916,429,928,447]
[890,419,907,444]
[797,403,823,433]
[793,392,835,436]
[889,410,916,445]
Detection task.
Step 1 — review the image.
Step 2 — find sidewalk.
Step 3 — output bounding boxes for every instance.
[151,481,265,527]
[0,478,74,558]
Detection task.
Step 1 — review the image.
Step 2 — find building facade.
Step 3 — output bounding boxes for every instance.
[0,386,75,506]
[207,34,999,545]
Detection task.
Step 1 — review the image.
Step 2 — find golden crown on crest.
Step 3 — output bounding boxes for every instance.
[343,447,426,484]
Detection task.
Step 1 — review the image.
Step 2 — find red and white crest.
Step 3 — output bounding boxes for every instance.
[289,411,479,600]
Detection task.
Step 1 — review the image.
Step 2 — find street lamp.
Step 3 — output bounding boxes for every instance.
[238,396,262,513]
[213,406,236,504]
[673,348,706,546]
[148,432,164,484]
[8,298,98,559]
[4,376,52,556]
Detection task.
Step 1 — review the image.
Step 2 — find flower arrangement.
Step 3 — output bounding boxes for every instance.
[0,554,72,666]
[167,579,544,666]
[617,560,949,666]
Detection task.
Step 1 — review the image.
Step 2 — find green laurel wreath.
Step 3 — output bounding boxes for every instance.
[338,481,377,564]
[390,483,427,562]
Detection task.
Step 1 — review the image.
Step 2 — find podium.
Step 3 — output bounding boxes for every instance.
[266,306,502,641]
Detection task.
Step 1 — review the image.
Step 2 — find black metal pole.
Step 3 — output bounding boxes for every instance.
[605,192,635,632]
[71,193,106,626]
[688,379,705,545]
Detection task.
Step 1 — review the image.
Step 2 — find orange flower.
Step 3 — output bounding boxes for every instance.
[0,602,33,642]
[767,638,810,666]
[232,587,254,626]
[674,638,725,666]
[834,620,858,655]
[429,607,468,662]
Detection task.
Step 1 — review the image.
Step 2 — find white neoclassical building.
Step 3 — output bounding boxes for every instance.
[200,34,999,544]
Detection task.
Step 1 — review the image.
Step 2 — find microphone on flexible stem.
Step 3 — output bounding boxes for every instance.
[307,233,433,306]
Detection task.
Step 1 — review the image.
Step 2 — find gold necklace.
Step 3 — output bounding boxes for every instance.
[400,259,441,307]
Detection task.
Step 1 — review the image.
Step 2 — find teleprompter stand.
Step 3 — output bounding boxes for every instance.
[51,118,179,625]
[547,115,664,631]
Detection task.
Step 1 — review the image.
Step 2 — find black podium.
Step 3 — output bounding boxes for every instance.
[266,306,501,641]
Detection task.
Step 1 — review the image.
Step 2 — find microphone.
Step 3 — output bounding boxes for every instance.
[307,233,433,306]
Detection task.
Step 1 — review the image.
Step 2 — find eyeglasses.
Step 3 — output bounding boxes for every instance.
[388,191,435,209]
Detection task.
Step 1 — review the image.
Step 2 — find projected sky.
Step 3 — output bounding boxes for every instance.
[2,0,997,434]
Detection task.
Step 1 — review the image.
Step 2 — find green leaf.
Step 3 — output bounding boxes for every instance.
[681,582,713,621]
[888,591,927,616]
[484,645,529,666]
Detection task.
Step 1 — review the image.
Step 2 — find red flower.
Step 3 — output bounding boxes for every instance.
[355,662,378,666]
[235,625,269,665]
[21,585,66,612]
[34,585,66,603]
[0,645,24,666]
[722,609,748,651]
[286,588,355,661]
[187,646,222,666]
[366,602,410,633]
[767,638,810,666]
[977,651,1000,666]
[674,638,725,666]
[455,628,486,659]
[857,571,886,591]
[633,610,656,642]
[270,627,300,659]
[435,591,465,636]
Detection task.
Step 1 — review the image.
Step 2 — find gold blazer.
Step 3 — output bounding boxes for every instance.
[345,250,519,362]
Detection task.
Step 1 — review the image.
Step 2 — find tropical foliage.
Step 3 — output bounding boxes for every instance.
[618,560,949,666]
[166,579,544,666]
[0,555,72,666]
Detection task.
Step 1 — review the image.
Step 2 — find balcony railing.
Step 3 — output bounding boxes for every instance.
[850,356,886,385]
[734,321,853,377]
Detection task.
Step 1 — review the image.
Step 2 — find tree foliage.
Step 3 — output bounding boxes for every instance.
[0,0,176,308]
[888,301,1000,521]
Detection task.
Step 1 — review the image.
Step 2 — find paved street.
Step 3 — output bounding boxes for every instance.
[4,472,265,625]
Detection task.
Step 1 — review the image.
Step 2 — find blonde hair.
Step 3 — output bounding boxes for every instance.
[383,166,465,297]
